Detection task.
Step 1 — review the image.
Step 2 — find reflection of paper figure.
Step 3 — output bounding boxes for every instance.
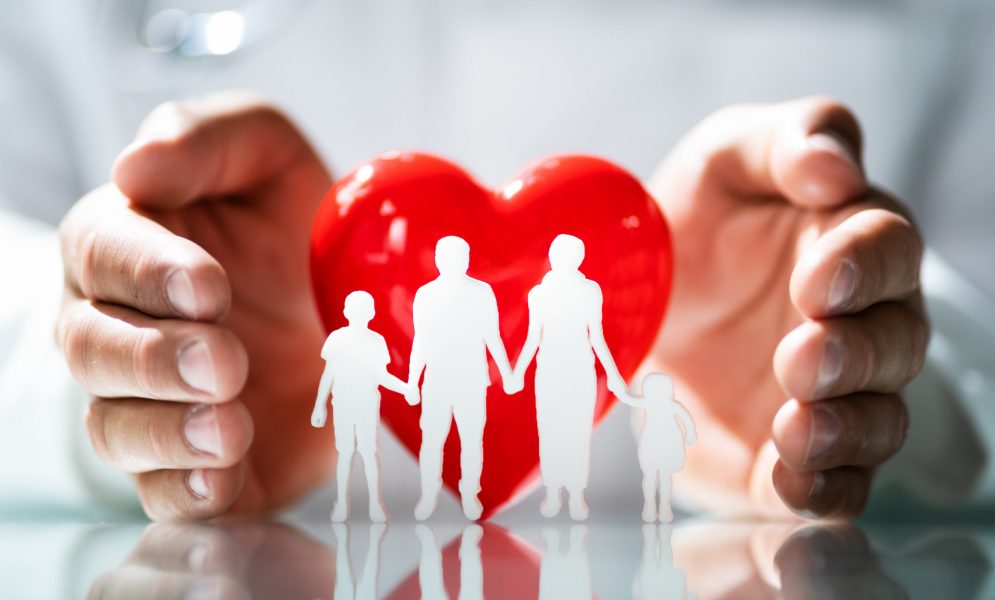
[416,524,484,600]
[512,235,627,520]
[633,524,688,600]
[538,526,592,600]
[333,523,387,600]
[408,236,515,521]
[312,291,415,522]
[622,373,696,523]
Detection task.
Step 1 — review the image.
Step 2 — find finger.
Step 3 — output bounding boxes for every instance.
[791,206,924,317]
[112,93,328,209]
[86,398,253,473]
[774,303,928,401]
[665,95,865,209]
[59,184,230,320]
[772,396,907,472]
[58,300,248,401]
[772,462,872,519]
[135,464,246,521]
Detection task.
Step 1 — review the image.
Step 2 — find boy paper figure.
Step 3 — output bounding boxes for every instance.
[622,373,697,523]
[408,236,515,521]
[311,291,416,522]
[512,234,628,521]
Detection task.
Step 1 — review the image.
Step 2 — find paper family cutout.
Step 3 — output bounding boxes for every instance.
[311,235,696,522]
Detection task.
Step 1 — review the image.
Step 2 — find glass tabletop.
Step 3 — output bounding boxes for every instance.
[3,516,992,599]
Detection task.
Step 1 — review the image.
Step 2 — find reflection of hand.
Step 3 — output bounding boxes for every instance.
[88,522,335,599]
[311,408,327,428]
[647,97,925,519]
[56,94,333,520]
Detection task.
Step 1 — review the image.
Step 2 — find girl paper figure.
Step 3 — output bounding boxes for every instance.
[311,291,417,522]
[622,373,697,523]
[512,234,628,520]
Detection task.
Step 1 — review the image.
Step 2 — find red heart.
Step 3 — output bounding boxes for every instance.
[310,152,672,519]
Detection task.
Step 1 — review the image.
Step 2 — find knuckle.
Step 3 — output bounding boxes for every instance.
[61,307,98,387]
[130,327,167,398]
[84,399,113,463]
[75,229,101,297]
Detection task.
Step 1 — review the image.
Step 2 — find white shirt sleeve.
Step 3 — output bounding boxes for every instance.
[870,250,995,514]
[0,209,138,516]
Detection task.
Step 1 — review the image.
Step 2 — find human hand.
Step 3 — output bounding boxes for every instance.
[404,383,421,406]
[646,97,926,519]
[57,93,334,520]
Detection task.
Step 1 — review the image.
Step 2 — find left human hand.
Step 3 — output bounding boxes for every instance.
[645,96,927,519]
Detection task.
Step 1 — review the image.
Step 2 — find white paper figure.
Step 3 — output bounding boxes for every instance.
[312,291,417,522]
[408,236,515,521]
[415,524,484,600]
[538,526,592,600]
[621,373,697,523]
[633,524,689,600]
[332,523,386,600]
[511,234,627,520]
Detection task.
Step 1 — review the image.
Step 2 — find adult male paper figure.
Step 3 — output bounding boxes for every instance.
[408,236,515,521]
[311,291,416,522]
[512,234,628,520]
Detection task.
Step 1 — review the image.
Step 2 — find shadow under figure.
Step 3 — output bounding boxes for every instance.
[513,234,628,521]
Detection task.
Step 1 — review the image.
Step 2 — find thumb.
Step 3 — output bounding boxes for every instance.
[112,92,330,209]
[655,96,866,211]
[767,96,867,209]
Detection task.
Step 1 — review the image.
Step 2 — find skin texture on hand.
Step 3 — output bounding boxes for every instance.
[645,97,927,519]
[57,93,333,519]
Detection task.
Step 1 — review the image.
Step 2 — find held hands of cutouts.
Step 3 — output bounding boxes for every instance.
[404,382,421,406]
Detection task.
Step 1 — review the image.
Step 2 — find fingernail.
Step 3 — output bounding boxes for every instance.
[814,338,843,398]
[807,407,840,462]
[178,341,218,395]
[827,260,857,313]
[167,269,199,318]
[184,405,221,457]
[188,469,210,499]
[807,131,860,172]
[808,471,827,499]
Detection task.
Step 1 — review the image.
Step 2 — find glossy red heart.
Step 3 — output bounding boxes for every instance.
[310,151,672,519]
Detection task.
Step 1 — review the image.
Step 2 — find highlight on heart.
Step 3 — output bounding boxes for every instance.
[309,152,688,522]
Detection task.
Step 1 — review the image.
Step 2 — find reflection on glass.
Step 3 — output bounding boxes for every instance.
[634,524,687,599]
[78,518,995,599]
[386,523,540,599]
[538,526,591,600]
[333,523,386,600]
[415,524,483,600]
[85,521,334,599]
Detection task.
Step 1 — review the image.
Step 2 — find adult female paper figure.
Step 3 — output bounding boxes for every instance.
[622,373,697,523]
[511,234,627,520]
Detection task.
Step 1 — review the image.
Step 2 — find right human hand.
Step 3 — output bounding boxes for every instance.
[57,93,334,519]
